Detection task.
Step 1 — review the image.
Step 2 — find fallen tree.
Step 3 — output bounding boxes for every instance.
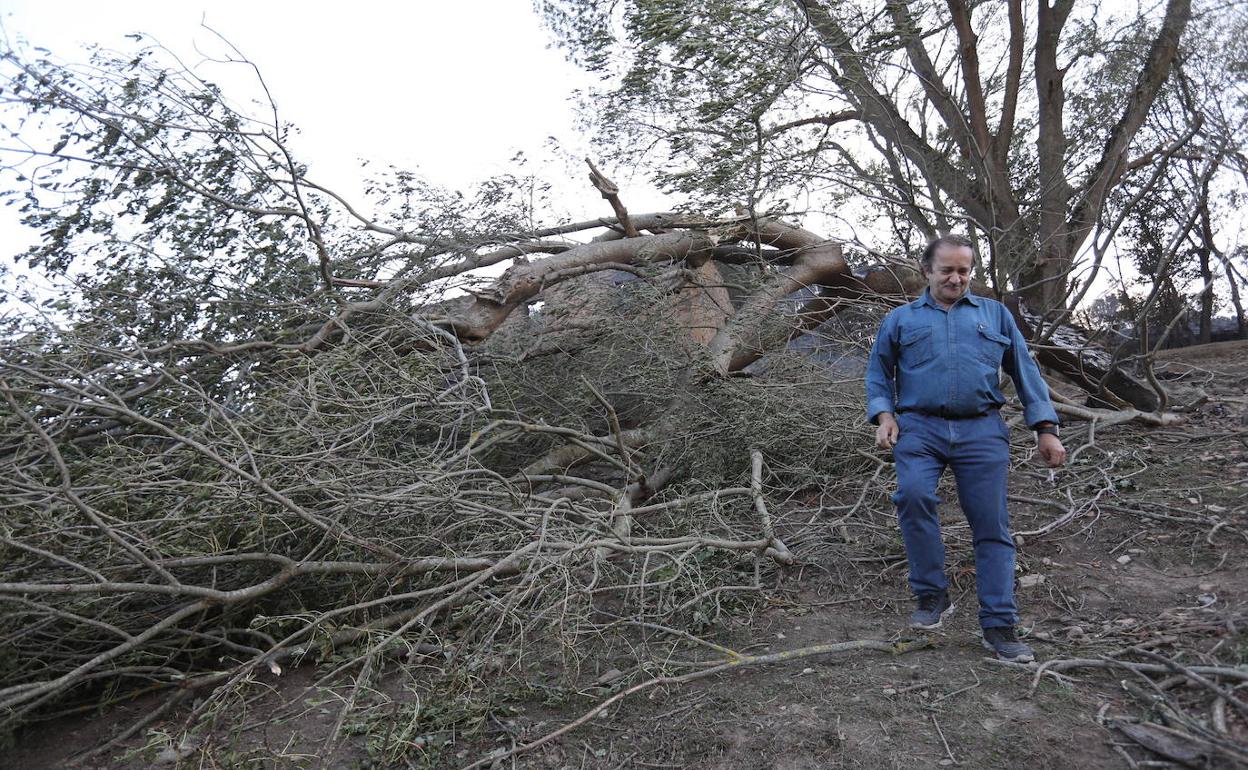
[0,38,1187,761]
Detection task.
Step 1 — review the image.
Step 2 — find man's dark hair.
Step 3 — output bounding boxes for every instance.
[920,234,977,272]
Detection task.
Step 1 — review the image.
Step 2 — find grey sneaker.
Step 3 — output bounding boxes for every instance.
[909,592,954,629]
[982,626,1035,662]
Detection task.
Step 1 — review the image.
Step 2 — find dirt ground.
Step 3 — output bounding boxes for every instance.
[7,341,1248,769]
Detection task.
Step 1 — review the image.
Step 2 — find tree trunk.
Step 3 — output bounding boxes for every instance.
[1223,253,1247,339]
[428,216,1162,411]
[1006,298,1161,411]
[1198,250,1213,345]
[1197,189,1215,344]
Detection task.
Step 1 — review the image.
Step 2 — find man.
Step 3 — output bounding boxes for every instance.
[865,235,1066,663]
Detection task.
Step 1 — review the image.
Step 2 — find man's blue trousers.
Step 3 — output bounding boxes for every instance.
[892,411,1017,629]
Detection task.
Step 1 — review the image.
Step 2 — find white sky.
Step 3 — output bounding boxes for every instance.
[0,1,675,265]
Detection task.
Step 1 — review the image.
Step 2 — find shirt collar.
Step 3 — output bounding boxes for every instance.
[918,288,982,309]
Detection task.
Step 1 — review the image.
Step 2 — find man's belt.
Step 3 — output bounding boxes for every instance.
[902,407,997,420]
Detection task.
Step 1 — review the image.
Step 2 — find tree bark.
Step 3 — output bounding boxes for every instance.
[1027,0,1076,314]
[706,242,850,374]
[442,231,714,342]
[1197,186,1216,344]
[1222,251,1247,339]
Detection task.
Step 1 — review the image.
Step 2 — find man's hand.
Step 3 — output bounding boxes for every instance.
[875,413,899,450]
[1037,433,1066,467]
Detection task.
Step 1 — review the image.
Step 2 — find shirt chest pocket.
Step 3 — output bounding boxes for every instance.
[975,324,1010,367]
[900,326,934,367]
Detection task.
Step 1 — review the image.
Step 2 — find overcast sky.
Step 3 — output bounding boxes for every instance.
[0,1,675,258]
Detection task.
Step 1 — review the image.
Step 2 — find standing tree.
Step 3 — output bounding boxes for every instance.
[538,0,1195,313]
[1104,3,1248,352]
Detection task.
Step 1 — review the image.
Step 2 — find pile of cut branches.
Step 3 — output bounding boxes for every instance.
[0,300,877,751]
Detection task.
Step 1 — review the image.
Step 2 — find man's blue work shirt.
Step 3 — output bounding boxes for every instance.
[865,290,1059,428]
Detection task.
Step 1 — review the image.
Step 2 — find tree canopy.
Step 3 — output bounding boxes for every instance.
[536,0,1238,314]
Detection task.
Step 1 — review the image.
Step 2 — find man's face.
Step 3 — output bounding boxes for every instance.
[923,245,975,306]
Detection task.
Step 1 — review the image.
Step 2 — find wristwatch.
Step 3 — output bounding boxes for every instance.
[1034,423,1060,437]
